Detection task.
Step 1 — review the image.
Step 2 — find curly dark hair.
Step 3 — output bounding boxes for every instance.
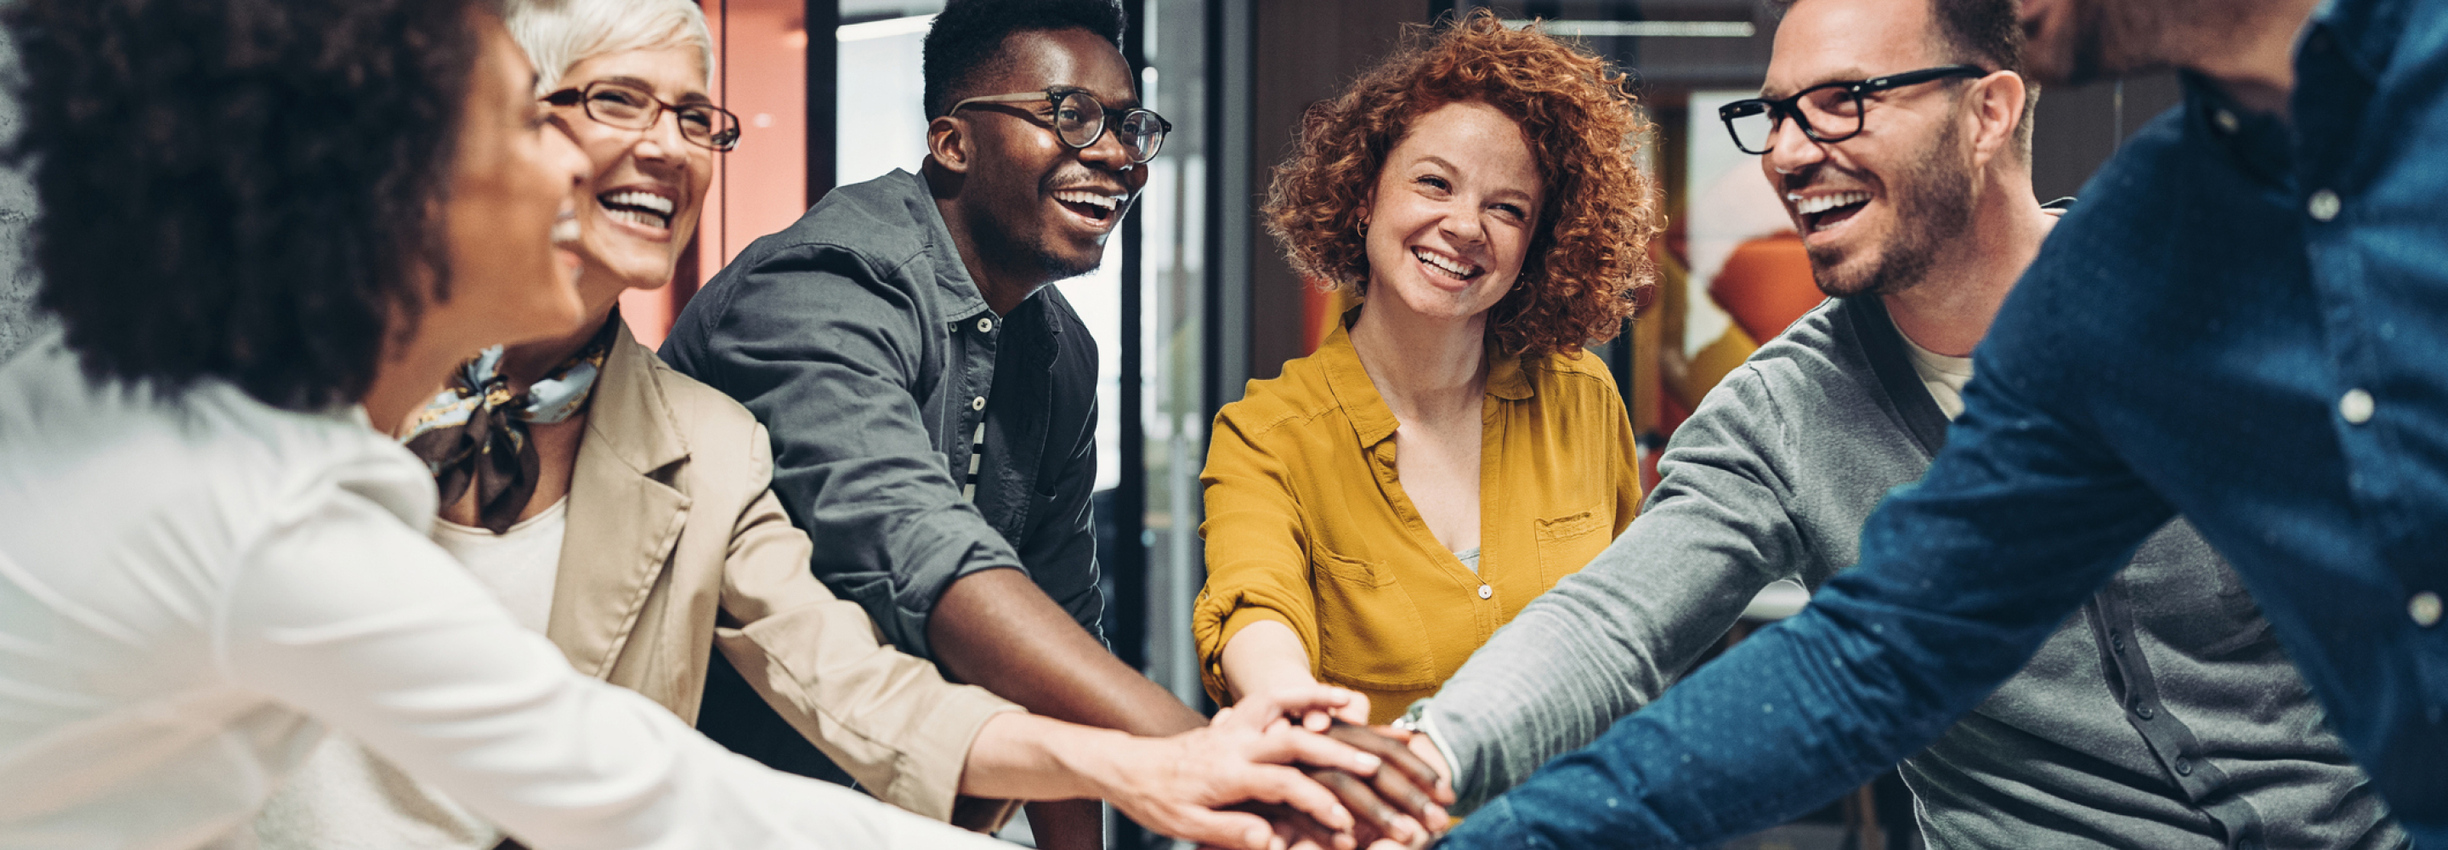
[4,0,498,411]
[1264,10,1659,359]
[922,0,1126,118]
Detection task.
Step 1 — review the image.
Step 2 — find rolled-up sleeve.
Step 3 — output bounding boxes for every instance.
[669,243,1024,659]
[1191,407,1319,705]
[712,422,1021,825]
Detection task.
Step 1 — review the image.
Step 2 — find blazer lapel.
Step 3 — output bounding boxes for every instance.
[547,319,693,678]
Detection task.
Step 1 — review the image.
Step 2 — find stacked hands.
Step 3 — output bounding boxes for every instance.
[1103,686,1452,850]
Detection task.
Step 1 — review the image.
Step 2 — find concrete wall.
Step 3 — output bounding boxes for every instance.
[0,49,42,363]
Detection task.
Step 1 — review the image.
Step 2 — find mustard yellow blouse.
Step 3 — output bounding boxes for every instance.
[1193,323,1641,724]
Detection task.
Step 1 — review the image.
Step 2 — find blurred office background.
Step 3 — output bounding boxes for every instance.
[0,1,2181,846]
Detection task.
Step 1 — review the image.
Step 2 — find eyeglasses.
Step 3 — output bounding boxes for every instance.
[543,80,741,152]
[1718,65,1988,155]
[947,86,1172,164]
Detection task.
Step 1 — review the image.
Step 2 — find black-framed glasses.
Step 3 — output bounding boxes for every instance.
[544,80,741,152]
[947,86,1172,164]
[1718,65,1988,155]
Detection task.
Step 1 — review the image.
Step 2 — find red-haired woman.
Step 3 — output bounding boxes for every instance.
[1195,12,1659,732]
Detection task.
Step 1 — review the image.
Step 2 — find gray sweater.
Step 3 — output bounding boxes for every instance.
[1430,296,2402,849]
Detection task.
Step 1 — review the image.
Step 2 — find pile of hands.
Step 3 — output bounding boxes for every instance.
[1107,685,1454,850]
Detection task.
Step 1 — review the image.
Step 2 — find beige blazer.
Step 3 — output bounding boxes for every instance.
[549,321,1017,823]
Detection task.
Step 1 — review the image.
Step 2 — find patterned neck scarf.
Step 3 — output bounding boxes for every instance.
[404,316,619,534]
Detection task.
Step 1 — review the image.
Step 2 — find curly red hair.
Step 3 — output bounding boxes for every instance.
[1264,10,1660,359]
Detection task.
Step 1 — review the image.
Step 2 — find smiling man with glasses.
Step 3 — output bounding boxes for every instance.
[658,2,1441,849]
[1422,0,2401,847]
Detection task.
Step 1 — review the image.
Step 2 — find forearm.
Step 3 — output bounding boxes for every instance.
[958,713,1134,801]
[1218,619,1319,703]
[1429,535,1778,813]
[931,566,1204,735]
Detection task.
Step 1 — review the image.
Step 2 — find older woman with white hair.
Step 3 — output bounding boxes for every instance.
[253,1,1379,848]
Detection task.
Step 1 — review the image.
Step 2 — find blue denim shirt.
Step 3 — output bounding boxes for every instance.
[1442,0,2448,846]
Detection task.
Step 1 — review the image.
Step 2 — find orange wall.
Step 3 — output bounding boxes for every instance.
[622,0,808,348]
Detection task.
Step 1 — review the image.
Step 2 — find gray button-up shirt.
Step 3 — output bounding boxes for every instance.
[661,168,1103,659]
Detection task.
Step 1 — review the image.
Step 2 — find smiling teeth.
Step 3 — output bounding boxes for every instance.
[1791,191,1870,215]
[1414,248,1478,279]
[551,213,579,244]
[601,190,674,216]
[1053,190,1120,211]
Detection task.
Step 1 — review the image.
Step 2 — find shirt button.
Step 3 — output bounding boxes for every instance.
[2135,704,2155,720]
[2173,756,2192,777]
[2308,189,2342,222]
[971,396,987,411]
[2212,109,2240,134]
[1477,584,1492,600]
[2339,388,2374,424]
[976,317,994,333]
[2411,591,2443,628]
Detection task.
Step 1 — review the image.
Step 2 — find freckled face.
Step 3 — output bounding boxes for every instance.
[1359,100,1544,328]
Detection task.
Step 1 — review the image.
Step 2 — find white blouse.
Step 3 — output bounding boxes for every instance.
[0,337,1004,850]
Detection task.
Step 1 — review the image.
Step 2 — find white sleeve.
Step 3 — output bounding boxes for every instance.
[215,483,1010,850]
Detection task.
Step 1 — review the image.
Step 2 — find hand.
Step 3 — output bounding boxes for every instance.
[1308,722,1451,847]
[1234,679,1372,733]
[1233,687,1451,846]
[1100,703,1382,850]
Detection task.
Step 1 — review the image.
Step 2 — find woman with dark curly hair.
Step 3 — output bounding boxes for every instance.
[0,0,1020,847]
[1194,12,1658,733]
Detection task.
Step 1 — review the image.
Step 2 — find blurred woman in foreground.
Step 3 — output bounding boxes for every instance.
[0,1,1341,848]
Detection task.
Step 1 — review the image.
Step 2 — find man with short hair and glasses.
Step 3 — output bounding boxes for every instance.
[1432,0,2448,841]
[1419,0,2404,846]
[659,1,1441,848]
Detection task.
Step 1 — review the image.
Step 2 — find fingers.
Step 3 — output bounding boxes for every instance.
[1155,805,1286,850]
[1236,682,1370,731]
[1332,721,1454,812]
[1219,761,1359,834]
[1236,802,1355,850]
[1308,766,1426,847]
[1245,721,1384,776]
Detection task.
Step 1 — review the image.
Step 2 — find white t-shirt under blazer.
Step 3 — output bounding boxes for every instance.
[0,336,1005,850]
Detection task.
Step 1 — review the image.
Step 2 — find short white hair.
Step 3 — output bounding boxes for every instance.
[506,0,715,95]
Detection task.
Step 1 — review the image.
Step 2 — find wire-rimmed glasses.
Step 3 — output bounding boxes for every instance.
[1718,65,1988,155]
[948,86,1172,164]
[543,80,742,152]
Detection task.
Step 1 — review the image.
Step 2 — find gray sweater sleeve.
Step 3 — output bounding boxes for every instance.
[1429,365,1817,814]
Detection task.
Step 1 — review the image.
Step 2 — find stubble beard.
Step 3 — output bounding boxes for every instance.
[1807,119,1976,299]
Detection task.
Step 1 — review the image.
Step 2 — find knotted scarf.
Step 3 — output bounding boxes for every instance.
[404,317,618,533]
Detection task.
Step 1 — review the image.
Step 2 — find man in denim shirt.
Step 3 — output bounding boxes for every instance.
[1438,0,2448,846]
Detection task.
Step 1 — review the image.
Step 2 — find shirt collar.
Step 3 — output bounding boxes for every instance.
[890,168,993,319]
[1314,309,1534,448]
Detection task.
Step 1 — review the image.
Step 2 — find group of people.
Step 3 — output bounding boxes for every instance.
[0,0,2441,847]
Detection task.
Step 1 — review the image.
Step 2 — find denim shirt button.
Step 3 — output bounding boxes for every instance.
[977,317,995,333]
[2340,388,2374,424]
[2213,109,2241,134]
[2410,591,2443,628]
[2173,756,2192,776]
[2309,189,2342,222]
[971,395,987,411]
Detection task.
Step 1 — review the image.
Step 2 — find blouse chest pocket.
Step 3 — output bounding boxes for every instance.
[1308,547,1438,690]
[1535,504,1610,585]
